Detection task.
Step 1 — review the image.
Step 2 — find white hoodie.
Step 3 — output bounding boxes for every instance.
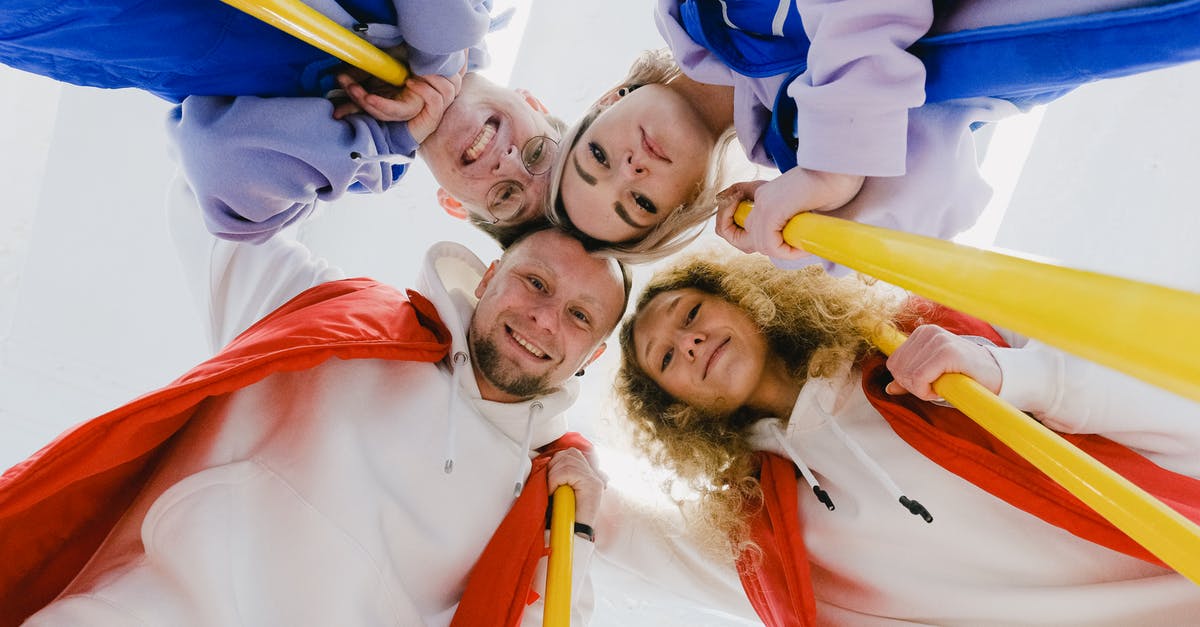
[25,176,595,626]
[745,332,1200,625]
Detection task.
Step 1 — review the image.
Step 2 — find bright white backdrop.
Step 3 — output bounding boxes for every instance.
[2,1,1200,623]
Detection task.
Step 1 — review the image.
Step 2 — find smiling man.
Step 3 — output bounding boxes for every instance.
[172,70,564,246]
[1,174,631,626]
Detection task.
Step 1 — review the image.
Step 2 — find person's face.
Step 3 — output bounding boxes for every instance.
[469,229,625,402]
[560,85,714,243]
[632,288,771,415]
[421,73,560,225]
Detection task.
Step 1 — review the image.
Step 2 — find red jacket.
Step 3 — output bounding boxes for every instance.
[737,303,1200,626]
[0,278,583,626]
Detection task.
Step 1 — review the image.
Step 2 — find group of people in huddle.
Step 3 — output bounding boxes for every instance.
[3,0,1200,624]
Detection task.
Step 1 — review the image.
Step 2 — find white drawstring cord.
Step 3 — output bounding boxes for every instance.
[769,421,834,511]
[512,401,543,498]
[827,419,932,523]
[443,351,469,474]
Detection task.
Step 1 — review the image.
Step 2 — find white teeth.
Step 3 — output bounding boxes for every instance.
[464,120,498,163]
[511,329,546,358]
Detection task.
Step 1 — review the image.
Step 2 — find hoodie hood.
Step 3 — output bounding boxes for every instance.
[415,241,578,451]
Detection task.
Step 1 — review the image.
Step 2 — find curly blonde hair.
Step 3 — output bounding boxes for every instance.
[547,49,738,264]
[616,252,904,554]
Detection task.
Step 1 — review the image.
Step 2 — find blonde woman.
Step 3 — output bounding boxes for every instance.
[615,252,1200,624]
[548,0,1200,265]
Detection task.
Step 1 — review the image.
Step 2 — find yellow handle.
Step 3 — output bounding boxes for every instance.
[733,202,1200,403]
[543,485,575,626]
[219,0,409,85]
[734,202,1200,583]
[872,324,1200,584]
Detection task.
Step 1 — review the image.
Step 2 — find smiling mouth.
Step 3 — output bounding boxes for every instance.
[507,325,549,360]
[641,128,671,163]
[704,337,729,379]
[463,117,499,165]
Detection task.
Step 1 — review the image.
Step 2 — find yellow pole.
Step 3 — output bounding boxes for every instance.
[544,485,575,626]
[733,202,1200,583]
[733,203,1200,403]
[219,0,409,85]
[871,324,1200,585]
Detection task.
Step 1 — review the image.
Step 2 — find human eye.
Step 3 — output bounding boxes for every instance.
[685,303,700,325]
[527,275,546,291]
[523,138,546,171]
[570,308,592,326]
[588,142,609,167]
[660,347,674,372]
[633,193,659,215]
[487,181,526,221]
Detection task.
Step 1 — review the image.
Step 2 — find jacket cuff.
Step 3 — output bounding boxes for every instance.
[986,344,1064,415]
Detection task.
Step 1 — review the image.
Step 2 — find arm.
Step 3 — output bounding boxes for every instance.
[520,448,606,625]
[887,325,1200,477]
[168,95,418,244]
[987,332,1200,477]
[391,0,491,76]
[715,0,933,260]
[789,0,933,178]
[167,172,345,352]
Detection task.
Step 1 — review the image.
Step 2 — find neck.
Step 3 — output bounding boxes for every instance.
[667,74,735,140]
[748,352,803,419]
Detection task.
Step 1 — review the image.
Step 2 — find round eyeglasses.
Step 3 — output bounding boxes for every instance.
[483,135,559,224]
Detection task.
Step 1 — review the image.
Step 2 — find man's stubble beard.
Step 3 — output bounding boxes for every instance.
[470,332,553,399]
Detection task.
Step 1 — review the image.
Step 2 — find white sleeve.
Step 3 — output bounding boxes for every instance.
[168,172,346,353]
[985,334,1200,477]
[788,0,933,176]
[593,489,757,620]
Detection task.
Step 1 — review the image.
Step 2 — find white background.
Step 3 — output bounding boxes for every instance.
[2,0,1200,623]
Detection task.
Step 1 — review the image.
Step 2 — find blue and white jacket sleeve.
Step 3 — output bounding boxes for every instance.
[788,0,932,177]
[168,95,419,244]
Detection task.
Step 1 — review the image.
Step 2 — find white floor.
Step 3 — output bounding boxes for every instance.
[2,2,1200,623]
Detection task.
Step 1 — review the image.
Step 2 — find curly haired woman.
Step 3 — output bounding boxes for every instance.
[615,251,1200,625]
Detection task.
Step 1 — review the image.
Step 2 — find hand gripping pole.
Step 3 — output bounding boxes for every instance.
[735,202,1200,584]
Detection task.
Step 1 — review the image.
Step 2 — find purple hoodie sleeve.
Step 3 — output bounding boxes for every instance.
[168,95,419,244]
[393,0,492,76]
[786,0,932,177]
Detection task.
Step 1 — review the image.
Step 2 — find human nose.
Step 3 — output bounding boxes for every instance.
[676,331,704,361]
[621,150,648,179]
[494,144,529,178]
[528,300,561,334]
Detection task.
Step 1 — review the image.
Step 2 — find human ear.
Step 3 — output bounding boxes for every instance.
[437,188,467,220]
[515,88,549,114]
[475,261,500,299]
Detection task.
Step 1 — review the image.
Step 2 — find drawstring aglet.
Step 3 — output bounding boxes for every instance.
[444,459,454,474]
[513,481,523,497]
[813,486,835,511]
[899,496,933,523]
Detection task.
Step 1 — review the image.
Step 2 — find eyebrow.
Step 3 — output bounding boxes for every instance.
[572,153,596,186]
[614,202,653,229]
[642,295,682,370]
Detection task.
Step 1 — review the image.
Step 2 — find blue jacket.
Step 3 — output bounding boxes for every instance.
[678,0,1200,171]
[0,0,488,103]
